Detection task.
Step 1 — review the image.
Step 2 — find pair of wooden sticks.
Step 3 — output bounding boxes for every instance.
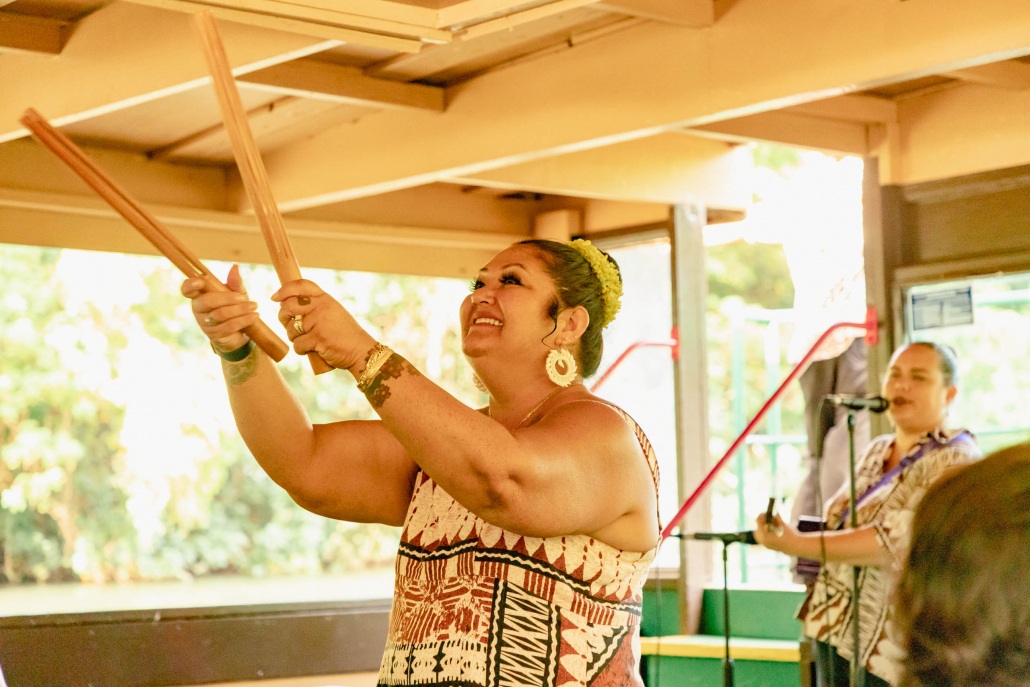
[21,11,331,373]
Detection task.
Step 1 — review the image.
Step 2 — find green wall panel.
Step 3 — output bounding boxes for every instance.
[644,655,801,687]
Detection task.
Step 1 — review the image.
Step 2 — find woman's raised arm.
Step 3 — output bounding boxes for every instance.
[182,266,418,525]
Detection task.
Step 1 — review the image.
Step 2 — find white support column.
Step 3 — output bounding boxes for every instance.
[532,208,581,242]
[669,202,713,633]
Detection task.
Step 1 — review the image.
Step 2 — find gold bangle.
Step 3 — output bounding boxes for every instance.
[357,342,394,392]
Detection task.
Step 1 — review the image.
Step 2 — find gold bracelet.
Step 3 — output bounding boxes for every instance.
[357,342,394,392]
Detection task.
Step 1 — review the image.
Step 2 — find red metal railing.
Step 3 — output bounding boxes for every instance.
[589,331,680,393]
[660,306,879,539]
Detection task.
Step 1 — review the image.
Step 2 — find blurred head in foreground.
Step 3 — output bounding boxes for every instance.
[895,441,1030,687]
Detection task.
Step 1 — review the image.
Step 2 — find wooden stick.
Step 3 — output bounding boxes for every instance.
[19,108,290,363]
[194,11,332,375]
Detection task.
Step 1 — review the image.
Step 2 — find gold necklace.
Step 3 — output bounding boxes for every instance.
[490,385,572,430]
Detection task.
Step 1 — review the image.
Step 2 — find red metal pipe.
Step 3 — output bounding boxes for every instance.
[660,307,879,539]
[589,334,679,393]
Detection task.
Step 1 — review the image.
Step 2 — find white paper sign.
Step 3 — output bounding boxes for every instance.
[910,287,974,330]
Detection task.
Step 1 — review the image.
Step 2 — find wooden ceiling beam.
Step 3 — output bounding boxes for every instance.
[451,133,751,209]
[594,0,720,27]
[942,59,1030,90]
[259,0,1030,210]
[0,2,341,145]
[1,137,231,212]
[369,13,630,82]
[217,0,452,42]
[148,97,340,162]
[122,0,428,51]
[458,0,600,40]
[0,12,69,55]
[689,111,871,155]
[238,59,445,111]
[436,0,569,30]
[276,0,437,26]
[887,81,1030,184]
[787,93,898,123]
[0,188,514,279]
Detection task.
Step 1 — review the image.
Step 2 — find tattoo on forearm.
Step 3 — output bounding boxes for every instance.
[363,353,420,409]
[224,351,259,386]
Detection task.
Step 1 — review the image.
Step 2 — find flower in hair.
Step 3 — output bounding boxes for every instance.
[568,238,622,328]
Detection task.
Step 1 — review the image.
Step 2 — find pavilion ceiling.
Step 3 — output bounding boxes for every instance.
[1,0,1028,276]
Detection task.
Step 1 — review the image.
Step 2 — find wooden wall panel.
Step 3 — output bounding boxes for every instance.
[0,602,389,687]
[911,183,1030,263]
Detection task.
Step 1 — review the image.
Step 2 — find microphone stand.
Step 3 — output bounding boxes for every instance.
[677,531,752,687]
[683,535,749,687]
[845,409,864,687]
[683,523,765,687]
[718,538,734,687]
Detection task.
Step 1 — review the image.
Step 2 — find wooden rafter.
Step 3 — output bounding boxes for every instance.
[369,12,629,81]
[239,59,446,111]
[458,0,600,39]
[943,59,1030,90]
[595,0,720,27]
[148,96,338,161]
[0,2,341,145]
[122,0,428,51]
[0,12,68,55]
[788,94,898,124]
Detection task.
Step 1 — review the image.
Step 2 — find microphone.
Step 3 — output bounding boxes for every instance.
[824,394,890,413]
[684,531,757,545]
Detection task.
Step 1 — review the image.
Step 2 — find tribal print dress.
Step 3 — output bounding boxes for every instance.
[377,404,660,687]
[800,428,980,684]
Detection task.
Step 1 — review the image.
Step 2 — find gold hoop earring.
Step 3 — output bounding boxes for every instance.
[472,374,488,393]
[545,346,578,387]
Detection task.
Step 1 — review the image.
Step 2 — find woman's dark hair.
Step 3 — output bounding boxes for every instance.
[909,341,960,386]
[894,442,1030,687]
[518,239,620,378]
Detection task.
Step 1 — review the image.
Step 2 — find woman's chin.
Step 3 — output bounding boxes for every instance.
[892,418,937,436]
[461,341,495,362]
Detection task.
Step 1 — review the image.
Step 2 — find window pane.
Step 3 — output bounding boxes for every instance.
[903,272,1030,452]
[593,240,679,568]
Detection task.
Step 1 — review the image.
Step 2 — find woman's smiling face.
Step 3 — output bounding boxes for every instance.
[459,244,559,360]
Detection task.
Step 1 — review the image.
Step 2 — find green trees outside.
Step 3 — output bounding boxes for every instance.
[0,245,478,586]
[1,246,131,583]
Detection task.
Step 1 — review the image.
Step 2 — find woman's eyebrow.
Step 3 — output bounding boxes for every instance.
[479,262,527,274]
[889,366,931,374]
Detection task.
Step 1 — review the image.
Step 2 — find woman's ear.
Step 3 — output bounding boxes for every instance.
[945,385,958,405]
[556,304,590,344]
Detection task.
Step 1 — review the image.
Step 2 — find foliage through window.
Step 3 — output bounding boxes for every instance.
[0,245,479,611]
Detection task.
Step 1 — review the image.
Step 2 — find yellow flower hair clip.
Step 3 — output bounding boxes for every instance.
[568,238,623,328]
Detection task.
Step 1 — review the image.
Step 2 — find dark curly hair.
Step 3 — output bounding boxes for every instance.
[518,239,621,378]
[894,442,1030,687]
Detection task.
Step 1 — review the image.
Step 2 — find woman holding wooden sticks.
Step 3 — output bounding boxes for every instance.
[181,238,661,687]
